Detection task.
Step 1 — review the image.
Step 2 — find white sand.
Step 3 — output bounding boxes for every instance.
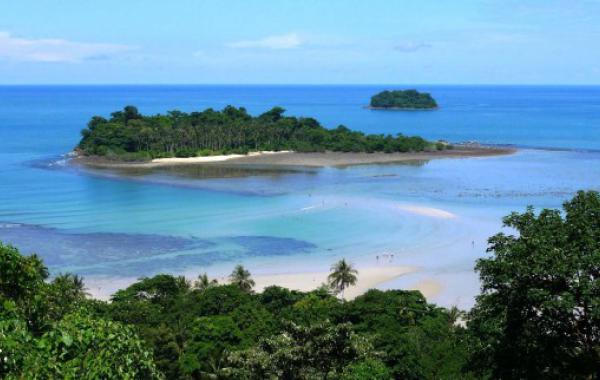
[408,279,444,298]
[85,266,451,303]
[396,204,456,219]
[251,265,417,300]
[85,276,139,301]
[151,150,292,164]
[85,266,417,301]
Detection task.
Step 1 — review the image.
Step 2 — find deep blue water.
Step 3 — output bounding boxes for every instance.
[2,85,600,155]
[1,85,599,307]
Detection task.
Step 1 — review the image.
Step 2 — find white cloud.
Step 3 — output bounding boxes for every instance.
[227,33,303,50]
[394,42,432,53]
[0,31,136,63]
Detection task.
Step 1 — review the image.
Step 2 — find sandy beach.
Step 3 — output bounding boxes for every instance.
[85,265,418,301]
[250,265,417,300]
[150,150,292,165]
[72,146,516,170]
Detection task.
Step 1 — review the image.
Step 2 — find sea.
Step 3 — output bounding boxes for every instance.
[1,85,599,308]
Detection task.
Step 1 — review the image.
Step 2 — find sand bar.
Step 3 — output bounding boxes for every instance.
[73,146,516,170]
[396,204,457,219]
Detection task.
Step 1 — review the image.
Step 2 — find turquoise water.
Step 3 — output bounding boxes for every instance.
[1,85,599,307]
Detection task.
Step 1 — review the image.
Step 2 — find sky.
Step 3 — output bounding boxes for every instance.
[0,0,599,84]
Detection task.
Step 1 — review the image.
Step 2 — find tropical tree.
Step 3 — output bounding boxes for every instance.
[227,321,384,379]
[229,265,255,293]
[0,242,47,304]
[446,305,466,326]
[193,273,218,291]
[20,311,163,379]
[111,274,190,306]
[328,259,358,300]
[180,316,241,379]
[44,273,90,323]
[468,190,600,379]
[52,273,89,299]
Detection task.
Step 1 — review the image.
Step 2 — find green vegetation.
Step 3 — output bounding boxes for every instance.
[2,190,600,379]
[370,89,438,109]
[0,243,162,379]
[468,190,600,379]
[77,105,438,160]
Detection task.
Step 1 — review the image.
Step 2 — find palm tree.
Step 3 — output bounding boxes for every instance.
[175,275,191,293]
[194,273,218,291]
[327,259,358,300]
[229,265,255,293]
[52,273,89,299]
[446,305,466,327]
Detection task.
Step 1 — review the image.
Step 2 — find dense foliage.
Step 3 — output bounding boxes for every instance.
[1,246,470,379]
[0,242,162,379]
[469,190,600,379]
[77,105,437,160]
[370,89,438,109]
[2,191,600,378]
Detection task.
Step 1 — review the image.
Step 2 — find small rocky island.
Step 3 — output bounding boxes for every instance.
[369,89,438,110]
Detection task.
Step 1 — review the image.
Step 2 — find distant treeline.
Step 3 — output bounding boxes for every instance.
[370,90,438,109]
[77,106,442,160]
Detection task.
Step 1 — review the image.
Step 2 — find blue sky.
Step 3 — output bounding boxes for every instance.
[1,0,599,84]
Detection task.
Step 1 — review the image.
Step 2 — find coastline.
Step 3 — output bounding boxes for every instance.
[71,146,516,170]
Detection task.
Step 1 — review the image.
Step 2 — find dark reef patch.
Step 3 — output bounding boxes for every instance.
[0,222,317,277]
[0,222,212,268]
[227,235,317,256]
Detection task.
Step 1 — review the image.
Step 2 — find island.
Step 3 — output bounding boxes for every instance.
[76,105,445,161]
[369,89,438,110]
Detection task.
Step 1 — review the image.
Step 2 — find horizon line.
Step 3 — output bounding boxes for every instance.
[1,83,600,87]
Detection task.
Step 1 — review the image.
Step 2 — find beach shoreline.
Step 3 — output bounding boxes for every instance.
[71,146,516,170]
[250,265,418,300]
[85,265,419,301]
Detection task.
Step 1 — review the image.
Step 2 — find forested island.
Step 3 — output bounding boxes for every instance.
[76,105,443,161]
[369,89,438,110]
[2,191,600,379]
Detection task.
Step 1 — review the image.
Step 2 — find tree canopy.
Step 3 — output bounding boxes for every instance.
[0,243,472,379]
[77,105,438,160]
[0,242,162,379]
[469,190,600,379]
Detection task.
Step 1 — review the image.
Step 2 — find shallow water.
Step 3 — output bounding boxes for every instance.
[1,85,599,307]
